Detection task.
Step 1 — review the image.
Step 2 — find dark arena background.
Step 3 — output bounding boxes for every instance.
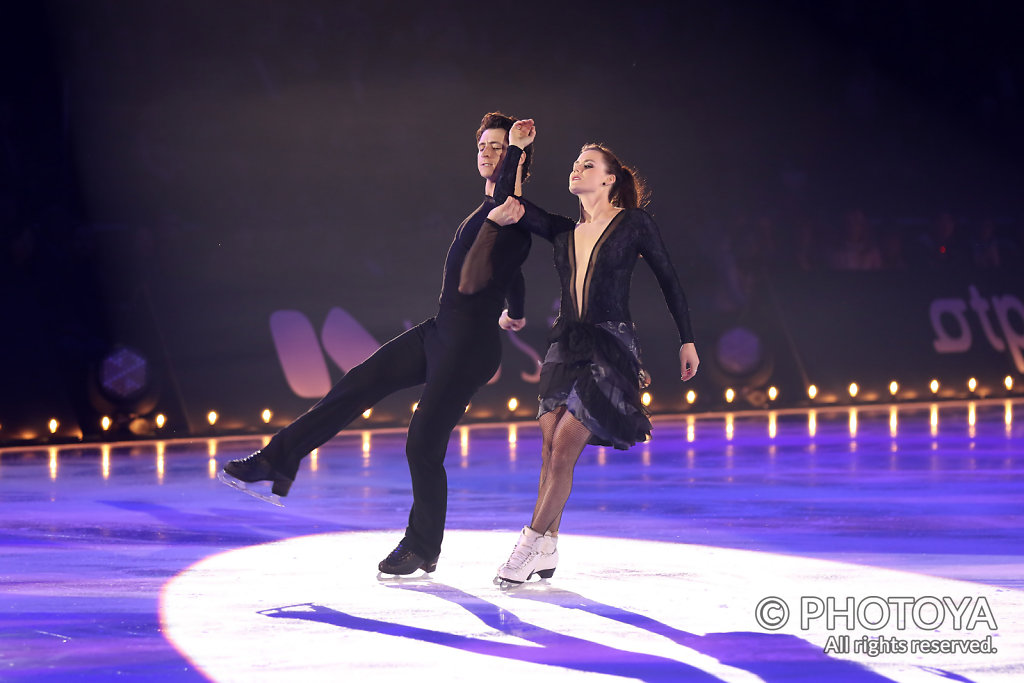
[2,2,1023,682]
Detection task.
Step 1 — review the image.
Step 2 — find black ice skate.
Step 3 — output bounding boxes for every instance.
[377,542,438,576]
[218,449,293,507]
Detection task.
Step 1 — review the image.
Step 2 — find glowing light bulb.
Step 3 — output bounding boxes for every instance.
[101,416,112,431]
[641,392,652,407]
[261,409,272,424]
[207,411,218,426]
[807,385,818,400]
[967,377,977,392]
[848,382,859,398]
[889,381,899,396]
[685,390,696,404]
[1005,376,1014,391]
[155,414,166,429]
[725,388,735,403]
[48,419,59,434]
[362,408,372,419]
[507,397,519,412]
[930,379,940,394]
[767,386,778,401]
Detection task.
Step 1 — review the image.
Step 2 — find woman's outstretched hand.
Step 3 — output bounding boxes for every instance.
[510,119,536,149]
[499,309,526,331]
[680,343,699,380]
[487,196,524,226]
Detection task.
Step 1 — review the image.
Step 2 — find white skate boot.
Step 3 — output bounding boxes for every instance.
[494,526,559,587]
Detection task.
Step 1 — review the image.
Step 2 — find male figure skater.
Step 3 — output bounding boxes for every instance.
[220,114,536,575]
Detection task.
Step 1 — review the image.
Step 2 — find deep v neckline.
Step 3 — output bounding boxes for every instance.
[569,210,625,319]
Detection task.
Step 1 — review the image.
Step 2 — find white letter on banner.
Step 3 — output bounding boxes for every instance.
[992,294,1024,372]
[968,286,1006,351]
[320,307,382,374]
[270,310,332,398]
[930,298,972,353]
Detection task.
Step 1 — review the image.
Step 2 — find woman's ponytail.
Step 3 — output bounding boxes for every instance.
[581,143,649,209]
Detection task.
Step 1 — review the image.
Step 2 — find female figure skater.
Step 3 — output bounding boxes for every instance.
[220,113,535,576]
[465,121,699,584]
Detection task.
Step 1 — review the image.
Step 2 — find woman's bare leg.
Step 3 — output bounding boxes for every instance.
[530,410,592,534]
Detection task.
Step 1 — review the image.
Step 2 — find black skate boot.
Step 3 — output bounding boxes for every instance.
[218,448,294,507]
[377,542,438,576]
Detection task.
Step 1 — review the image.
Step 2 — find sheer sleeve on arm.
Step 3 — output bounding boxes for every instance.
[458,219,499,294]
[516,198,574,243]
[496,144,574,242]
[493,145,521,205]
[637,212,695,344]
[459,144,525,295]
[505,268,525,319]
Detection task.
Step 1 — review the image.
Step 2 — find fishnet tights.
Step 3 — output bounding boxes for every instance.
[530,407,593,534]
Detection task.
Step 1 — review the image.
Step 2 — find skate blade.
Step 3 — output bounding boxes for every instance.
[217,471,284,507]
[376,570,434,583]
[493,574,524,590]
[493,568,555,590]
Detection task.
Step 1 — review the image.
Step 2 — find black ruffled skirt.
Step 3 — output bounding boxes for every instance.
[537,319,652,449]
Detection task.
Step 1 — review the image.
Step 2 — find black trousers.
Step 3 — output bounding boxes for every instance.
[267,307,502,559]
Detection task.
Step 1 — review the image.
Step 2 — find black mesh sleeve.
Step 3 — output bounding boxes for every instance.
[458,219,499,295]
[505,268,525,319]
[637,212,695,344]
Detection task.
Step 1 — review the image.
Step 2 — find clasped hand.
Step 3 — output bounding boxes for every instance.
[510,119,536,148]
[487,196,524,226]
[499,309,526,331]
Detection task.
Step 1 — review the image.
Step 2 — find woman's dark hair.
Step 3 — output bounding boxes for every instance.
[581,143,648,209]
[476,111,533,182]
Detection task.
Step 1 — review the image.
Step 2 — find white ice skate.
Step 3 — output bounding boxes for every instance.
[494,526,558,588]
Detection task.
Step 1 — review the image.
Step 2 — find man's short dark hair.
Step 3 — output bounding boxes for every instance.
[476,111,533,182]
